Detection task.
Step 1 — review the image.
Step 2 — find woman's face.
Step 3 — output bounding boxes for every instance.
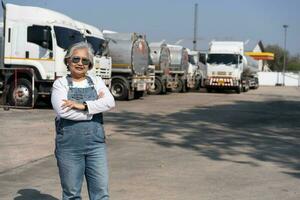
[68,48,91,78]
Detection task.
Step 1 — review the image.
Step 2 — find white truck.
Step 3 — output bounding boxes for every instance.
[103,31,153,100]
[204,41,254,93]
[74,21,112,88]
[0,3,86,107]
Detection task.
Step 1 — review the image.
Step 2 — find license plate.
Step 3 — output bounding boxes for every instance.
[137,83,146,91]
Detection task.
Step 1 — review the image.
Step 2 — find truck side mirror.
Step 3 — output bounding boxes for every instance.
[41,41,49,49]
[28,25,52,50]
[199,54,207,64]
[42,28,50,42]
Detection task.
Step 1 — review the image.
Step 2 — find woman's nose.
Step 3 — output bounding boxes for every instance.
[77,59,83,66]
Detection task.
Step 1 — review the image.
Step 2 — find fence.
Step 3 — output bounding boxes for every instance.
[258,72,300,86]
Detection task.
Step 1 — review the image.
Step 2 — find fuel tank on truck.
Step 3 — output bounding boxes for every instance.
[167,44,189,72]
[149,42,171,72]
[103,31,150,76]
[243,55,259,75]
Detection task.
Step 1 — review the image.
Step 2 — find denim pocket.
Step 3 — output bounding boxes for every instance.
[94,125,106,143]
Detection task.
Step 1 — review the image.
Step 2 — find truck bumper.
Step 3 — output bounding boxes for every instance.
[132,77,152,91]
[205,77,238,89]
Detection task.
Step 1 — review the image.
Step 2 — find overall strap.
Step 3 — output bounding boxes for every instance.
[66,74,73,87]
[86,76,95,87]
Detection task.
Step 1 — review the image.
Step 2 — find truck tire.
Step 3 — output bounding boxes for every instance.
[236,83,242,94]
[134,91,144,99]
[195,76,202,90]
[111,79,129,100]
[206,88,212,93]
[243,84,249,92]
[8,78,37,107]
[149,78,162,95]
[182,80,187,93]
[171,79,183,93]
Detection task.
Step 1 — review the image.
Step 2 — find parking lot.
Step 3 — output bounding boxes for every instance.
[0,87,300,200]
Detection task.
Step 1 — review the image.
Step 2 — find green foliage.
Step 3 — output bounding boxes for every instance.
[265,45,300,71]
[288,54,300,71]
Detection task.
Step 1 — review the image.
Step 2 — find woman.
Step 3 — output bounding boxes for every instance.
[51,42,115,200]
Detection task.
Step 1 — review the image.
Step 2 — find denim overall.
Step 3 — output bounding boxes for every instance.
[55,75,109,200]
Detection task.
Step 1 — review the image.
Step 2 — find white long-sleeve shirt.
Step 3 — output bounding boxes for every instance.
[51,76,115,121]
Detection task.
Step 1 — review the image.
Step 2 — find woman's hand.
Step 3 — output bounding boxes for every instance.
[62,100,85,111]
[98,90,105,99]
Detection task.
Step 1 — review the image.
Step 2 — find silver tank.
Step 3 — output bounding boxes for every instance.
[243,55,259,75]
[167,44,189,72]
[103,32,150,75]
[149,42,171,72]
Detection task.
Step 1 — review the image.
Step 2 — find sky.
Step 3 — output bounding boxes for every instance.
[0,0,299,54]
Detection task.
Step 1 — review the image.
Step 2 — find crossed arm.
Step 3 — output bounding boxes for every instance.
[51,77,115,121]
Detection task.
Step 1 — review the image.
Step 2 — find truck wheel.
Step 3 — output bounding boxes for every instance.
[134,91,144,99]
[111,79,128,100]
[171,79,183,93]
[8,78,37,107]
[243,84,249,92]
[206,88,212,93]
[149,78,162,95]
[182,80,187,93]
[236,83,242,94]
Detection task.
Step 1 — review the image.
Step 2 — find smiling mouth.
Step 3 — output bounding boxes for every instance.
[75,67,85,71]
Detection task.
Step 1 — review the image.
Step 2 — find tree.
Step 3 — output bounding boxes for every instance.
[265,44,300,72]
[288,54,300,72]
[264,44,288,71]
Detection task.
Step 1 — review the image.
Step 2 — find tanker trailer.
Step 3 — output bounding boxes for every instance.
[167,44,189,93]
[242,55,259,90]
[103,31,152,100]
[149,42,177,94]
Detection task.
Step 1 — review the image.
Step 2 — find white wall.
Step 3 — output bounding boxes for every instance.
[258,72,300,86]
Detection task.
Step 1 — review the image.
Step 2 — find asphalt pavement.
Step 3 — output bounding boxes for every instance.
[0,87,300,200]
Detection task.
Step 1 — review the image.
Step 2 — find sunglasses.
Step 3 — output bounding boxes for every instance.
[70,56,91,65]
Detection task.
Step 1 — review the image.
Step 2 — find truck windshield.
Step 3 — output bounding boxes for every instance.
[207,54,239,65]
[86,36,105,56]
[54,26,85,50]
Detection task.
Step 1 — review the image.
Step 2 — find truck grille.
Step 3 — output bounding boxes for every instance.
[210,77,233,86]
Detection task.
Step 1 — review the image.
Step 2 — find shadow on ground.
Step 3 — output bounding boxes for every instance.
[14,189,58,200]
[105,99,300,179]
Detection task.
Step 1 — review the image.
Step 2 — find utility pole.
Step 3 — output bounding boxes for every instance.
[193,3,198,51]
[282,24,288,86]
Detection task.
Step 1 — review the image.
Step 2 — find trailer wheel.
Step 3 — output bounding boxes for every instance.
[7,78,37,107]
[149,78,163,95]
[134,91,144,99]
[111,79,128,100]
[171,79,183,93]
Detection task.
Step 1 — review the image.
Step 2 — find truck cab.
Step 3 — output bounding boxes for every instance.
[205,41,245,93]
[1,3,85,106]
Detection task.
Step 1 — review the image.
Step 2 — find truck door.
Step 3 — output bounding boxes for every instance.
[26,25,55,79]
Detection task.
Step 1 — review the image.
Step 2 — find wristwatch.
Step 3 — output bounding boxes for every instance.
[83,102,88,111]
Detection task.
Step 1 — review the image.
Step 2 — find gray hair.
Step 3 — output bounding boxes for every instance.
[64,42,94,69]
